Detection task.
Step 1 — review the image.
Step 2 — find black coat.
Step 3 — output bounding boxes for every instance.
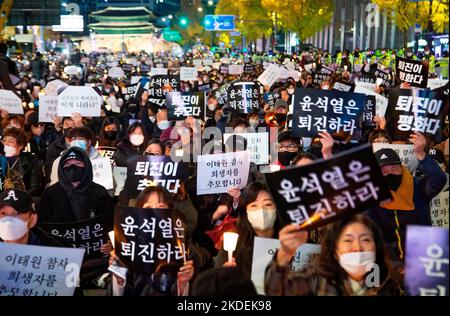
[113,140,145,167]
[9,152,43,197]
[44,135,66,182]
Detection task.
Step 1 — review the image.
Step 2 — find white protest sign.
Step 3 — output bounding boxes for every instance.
[304,63,314,72]
[57,86,102,117]
[64,65,81,75]
[354,64,363,73]
[427,79,449,90]
[202,58,214,66]
[0,243,84,296]
[354,80,376,92]
[113,166,127,196]
[131,76,142,85]
[193,60,202,67]
[373,143,418,173]
[257,64,282,88]
[45,80,68,96]
[38,95,58,123]
[430,190,449,228]
[150,68,168,76]
[108,67,125,78]
[212,62,221,70]
[197,151,250,195]
[180,67,198,81]
[251,237,321,295]
[229,64,244,75]
[288,70,300,82]
[223,132,269,165]
[105,96,121,114]
[284,62,296,71]
[354,84,388,117]
[92,157,114,190]
[0,89,23,114]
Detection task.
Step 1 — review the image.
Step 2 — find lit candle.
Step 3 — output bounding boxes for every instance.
[223,232,239,263]
[108,231,115,248]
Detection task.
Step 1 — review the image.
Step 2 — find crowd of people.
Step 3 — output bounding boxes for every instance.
[0,41,448,296]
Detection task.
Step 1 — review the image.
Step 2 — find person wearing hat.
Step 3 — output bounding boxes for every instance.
[0,189,60,246]
[274,130,302,167]
[368,133,447,264]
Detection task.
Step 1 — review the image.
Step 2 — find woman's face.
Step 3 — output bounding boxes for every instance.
[336,222,376,256]
[130,127,144,137]
[246,190,276,212]
[105,123,118,132]
[372,136,389,144]
[142,192,169,209]
[145,143,162,156]
[31,123,44,137]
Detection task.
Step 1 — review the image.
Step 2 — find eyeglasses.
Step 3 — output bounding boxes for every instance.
[277,144,299,152]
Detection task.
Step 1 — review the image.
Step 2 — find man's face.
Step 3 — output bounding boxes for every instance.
[63,118,76,130]
[381,164,402,176]
[0,205,36,231]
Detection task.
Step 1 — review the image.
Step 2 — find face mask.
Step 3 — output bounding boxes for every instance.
[339,251,376,279]
[104,131,117,140]
[384,174,402,192]
[249,119,259,128]
[71,140,87,152]
[208,104,216,111]
[275,113,286,125]
[157,120,171,130]
[278,151,297,166]
[3,145,18,157]
[149,116,156,123]
[104,88,111,94]
[129,134,145,146]
[0,216,29,241]
[64,165,85,183]
[407,52,413,57]
[322,85,330,90]
[425,51,430,56]
[287,88,295,95]
[247,209,277,231]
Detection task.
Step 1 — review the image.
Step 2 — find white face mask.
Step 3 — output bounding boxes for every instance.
[247,209,277,231]
[157,120,171,130]
[287,88,295,95]
[322,85,330,90]
[129,134,144,146]
[407,52,413,57]
[0,216,29,241]
[149,116,156,123]
[208,103,216,111]
[338,251,376,279]
[3,145,18,157]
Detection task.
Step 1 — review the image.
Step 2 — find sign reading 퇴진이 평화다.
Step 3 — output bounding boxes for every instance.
[179,67,198,81]
[251,237,321,295]
[386,88,448,142]
[372,143,419,173]
[166,91,205,121]
[396,56,428,89]
[226,82,260,114]
[39,212,112,261]
[114,206,187,274]
[291,88,366,142]
[223,132,269,165]
[264,144,392,229]
[0,243,84,296]
[124,155,189,200]
[196,151,250,195]
[38,95,58,123]
[0,89,23,114]
[91,157,114,190]
[430,191,449,228]
[405,225,448,296]
[57,86,102,117]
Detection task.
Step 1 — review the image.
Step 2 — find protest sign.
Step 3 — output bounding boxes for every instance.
[0,243,84,296]
[363,95,376,128]
[167,91,204,121]
[428,79,449,91]
[396,56,428,88]
[139,64,151,74]
[333,81,354,92]
[114,206,187,274]
[354,75,377,85]
[226,82,260,114]
[147,75,180,100]
[354,84,388,116]
[220,64,229,74]
[263,92,280,109]
[180,67,198,81]
[0,89,23,114]
[124,155,189,200]
[244,63,256,75]
[91,157,114,190]
[97,146,116,162]
[109,67,125,78]
[430,191,449,228]
[45,80,68,96]
[57,86,102,117]
[386,88,448,142]
[405,225,448,296]
[150,68,169,76]
[372,143,418,173]
[223,132,269,165]
[373,68,391,87]
[113,166,127,197]
[197,151,250,195]
[292,88,366,141]
[251,237,321,295]
[265,144,392,229]
[229,64,244,75]
[38,95,59,123]
[257,64,283,88]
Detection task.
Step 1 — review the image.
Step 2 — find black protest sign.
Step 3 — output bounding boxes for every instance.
[98,146,116,164]
[320,66,334,75]
[263,92,280,108]
[333,81,355,92]
[140,64,151,74]
[114,206,187,274]
[212,81,235,107]
[197,83,211,93]
[122,64,134,73]
[355,74,377,84]
[39,213,112,260]
[226,82,260,114]
[313,71,332,86]
[386,88,448,142]
[372,68,390,87]
[147,75,180,100]
[292,88,366,141]
[396,56,428,88]
[124,155,189,200]
[121,83,139,101]
[244,63,256,75]
[363,95,376,127]
[96,63,107,75]
[167,91,205,120]
[264,144,392,229]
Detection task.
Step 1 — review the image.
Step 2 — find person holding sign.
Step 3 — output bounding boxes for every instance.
[265,214,402,296]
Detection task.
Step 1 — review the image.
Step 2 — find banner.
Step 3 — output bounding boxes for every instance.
[264,144,392,228]
[386,88,448,142]
[257,64,283,88]
[0,243,84,296]
[226,82,260,114]
[405,225,448,296]
[38,95,58,123]
[396,56,428,88]
[57,86,102,117]
[166,91,204,121]
[196,151,250,195]
[223,132,269,165]
[180,67,198,81]
[114,206,187,274]
[39,213,112,260]
[91,157,114,190]
[430,191,449,228]
[124,155,189,200]
[372,143,418,173]
[292,88,366,141]
[0,89,23,114]
[251,237,321,295]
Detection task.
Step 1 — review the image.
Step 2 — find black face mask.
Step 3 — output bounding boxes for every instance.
[144,152,155,156]
[384,174,402,192]
[104,131,117,140]
[64,165,85,183]
[275,113,286,125]
[278,151,297,167]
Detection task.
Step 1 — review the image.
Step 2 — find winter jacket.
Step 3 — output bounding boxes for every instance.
[7,152,43,197]
[113,140,145,167]
[44,135,67,182]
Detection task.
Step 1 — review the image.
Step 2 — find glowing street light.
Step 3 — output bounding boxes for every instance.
[198,7,203,12]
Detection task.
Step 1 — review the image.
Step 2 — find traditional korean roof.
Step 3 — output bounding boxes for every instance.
[90,6,156,22]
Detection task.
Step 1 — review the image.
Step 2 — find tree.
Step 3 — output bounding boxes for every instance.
[175,0,211,46]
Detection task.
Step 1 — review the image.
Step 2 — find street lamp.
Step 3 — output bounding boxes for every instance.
[162,17,167,22]
[198,7,203,12]
[208,0,214,5]
[168,15,173,19]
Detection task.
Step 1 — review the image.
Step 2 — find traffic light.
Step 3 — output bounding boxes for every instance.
[179,16,189,28]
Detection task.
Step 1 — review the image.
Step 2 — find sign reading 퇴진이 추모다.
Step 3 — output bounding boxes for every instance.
[166,91,205,121]
[0,89,23,114]
[57,86,102,117]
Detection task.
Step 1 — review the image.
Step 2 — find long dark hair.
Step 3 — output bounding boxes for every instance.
[98,117,121,147]
[135,186,175,210]
[315,214,392,291]
[234,182,281,275]
[121,122,149,152]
